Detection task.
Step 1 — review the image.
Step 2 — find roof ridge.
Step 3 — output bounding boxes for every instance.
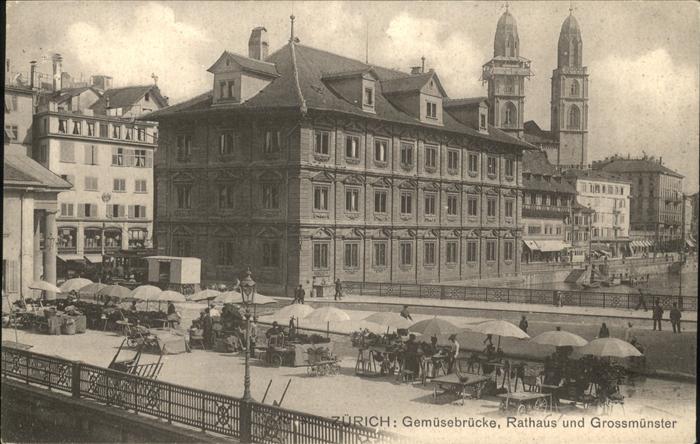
[289,42,307,115]
[295,43,408,77]
[224,50,277,67]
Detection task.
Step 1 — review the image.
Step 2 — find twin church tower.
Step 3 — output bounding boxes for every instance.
[482,7,589,167]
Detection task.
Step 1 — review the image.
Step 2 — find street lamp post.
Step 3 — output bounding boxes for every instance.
[100,193,111,283]
[239,267,256,443]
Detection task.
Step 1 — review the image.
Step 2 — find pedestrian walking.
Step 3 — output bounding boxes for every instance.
[334,278,343,301]
[597,322,610,338]
[624,322,635,342]
[519,315,528,333]
[293,284,305,304]
[400,305,413,321]
[447,334,460,374]
[669,302,681,333]
[652,299,664,331]
[635,288,648,311]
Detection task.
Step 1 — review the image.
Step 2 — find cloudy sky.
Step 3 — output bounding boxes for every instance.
[6,1,699,191]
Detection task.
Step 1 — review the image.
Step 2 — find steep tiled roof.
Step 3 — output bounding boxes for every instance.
[522,150,576,194]
[380,71,444,96]
[562,168,631,184]
[443,97,488,107]
[592,158,684,179]
[523,120,557,144]
[4,152,72,189]
[90,85,167,114]
[49,86,99,104]
[144,43,532,150]
[208,51,280,77]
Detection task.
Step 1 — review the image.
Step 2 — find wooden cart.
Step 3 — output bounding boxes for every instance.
[432,373,491,405]
[497,391,552,415]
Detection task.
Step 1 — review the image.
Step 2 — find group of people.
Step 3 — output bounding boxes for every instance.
[634,292,683,333]
[291,279,345,304]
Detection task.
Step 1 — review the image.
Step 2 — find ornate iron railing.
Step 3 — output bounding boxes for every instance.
[343,282,696,312]
[1,347,400,443]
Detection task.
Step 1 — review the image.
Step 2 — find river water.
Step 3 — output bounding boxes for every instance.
[510,270,698,296]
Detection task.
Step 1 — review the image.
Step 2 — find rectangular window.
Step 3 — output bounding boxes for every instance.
[344,243,359,268]
[400,142,414,166]
[219,241,234,266]
[4,125,18,142]
[345,188,359,212]
[132,205,147,219]
[466,241,477,262]
[446,241,458,264]
[227,81,235,100]
[467,197,478,216]
[218,184,235,209]
[137,128,146,141]
[374,190,387,213]
[85,122,94,136]
[528,226,542,234]
[262,241,280,267]
[364,87,374,106]
[425,145,437,169]
[135,179,147,193]
[505,158,514,177]
[426,101,437,118]
[219,131,236,156]
[113,178,126,192]
[424,242,436,266]
[134,149,147,167]
[176,134,192,160]
[60,142,75,163]
[111,147,124,166]
[84,203,98,218]
[447,194,458,216]
[504,241,514,261]
[374,139,387,162]
[125,127,133,140]
[468,153,478,173]
[487,157,497,176]
[58,119,67,134]
[262,183,279,209]
[400,242,412,266]
[314,131,330,155]
[487,198,497,217]
[313,186,329,211]
[60,203,74,217]
[84,176,98,191]
[424,193,436,216]
[264,130,281,153]
[486,240,496,262]
[480,114,487,129]
[84,145,98,165]
[99,123,108,138]
[313,243,329,269]
[112,125,121,139]
[345,135,359,159]
[400,192,413,214]
[505,199,514,218]
[373,243,387,267]
[447,150,459,171]
[556,226,562,235]
[176,185,192,209]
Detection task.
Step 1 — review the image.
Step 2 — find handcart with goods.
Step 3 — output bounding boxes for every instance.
[108,339,163,379]
[305,346,340,377]
[432,359,491,405]
[497,391,553,415]
[264,334,296,367]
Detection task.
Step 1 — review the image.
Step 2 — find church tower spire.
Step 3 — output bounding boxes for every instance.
[482,6,532,138]
[551,10,589,167]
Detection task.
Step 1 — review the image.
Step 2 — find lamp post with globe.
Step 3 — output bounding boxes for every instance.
[239,267,256,442]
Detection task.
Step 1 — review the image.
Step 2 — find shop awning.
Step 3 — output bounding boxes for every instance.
[83,254,103,263]
[537,240,570,252]
[686,239,696,247]
[58,253,84,262]
[523,240,540,251]
[643,240,654,248]
[630,240,644,248]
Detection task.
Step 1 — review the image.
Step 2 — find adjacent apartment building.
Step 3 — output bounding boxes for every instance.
[563,168,631,258]
[592,155,684,252]
[145,22,532,296]
[29,55,165,275]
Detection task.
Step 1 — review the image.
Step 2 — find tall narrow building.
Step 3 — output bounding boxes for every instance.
[551,10,589,167]
[482,7,532,138]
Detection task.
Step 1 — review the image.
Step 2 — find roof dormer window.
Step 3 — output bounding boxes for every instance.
[364,87,374,106]
[426,101,437,119]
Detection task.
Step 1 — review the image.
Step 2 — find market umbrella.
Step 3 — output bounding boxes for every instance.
[364,312,413,330]
[268,304,315,323]
[129,285,162,301]
[468,319,530,348]
[530,330,588,347]
[29,280,61,293]
[214,291,277,305]
[59,278,93,293]
[157,290,187,303]
[97,284,131,300]
[190,289,221,302]
[409,317,461,337]
[304,307,351,323]
[577,338,642,358]
[78,283,107,302]
[334,319,387,335]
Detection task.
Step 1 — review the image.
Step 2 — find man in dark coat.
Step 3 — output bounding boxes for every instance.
[669,302,681,333]
[652,299,664,331]
[635,288,648,311]
[519,315,528,333]
[334,279,343,301]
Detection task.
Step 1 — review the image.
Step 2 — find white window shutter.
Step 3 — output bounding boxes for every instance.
[78,204,85,217]
[118,205,125,218]
[145,151,153,168]
[128,205,134,218]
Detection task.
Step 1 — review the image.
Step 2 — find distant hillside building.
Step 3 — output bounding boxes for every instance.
[592,156,684,252]
[145,22,532,296]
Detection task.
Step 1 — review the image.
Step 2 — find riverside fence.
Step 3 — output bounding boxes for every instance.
[343,282,696,312]
[1,346,400,444]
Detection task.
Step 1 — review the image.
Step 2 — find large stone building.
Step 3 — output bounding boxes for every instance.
[146,22,532,296]
[29,55,165,276]
[524,10,589,168]
[482,8,532,139]
[562,169,631,258]
[592,155,684,252]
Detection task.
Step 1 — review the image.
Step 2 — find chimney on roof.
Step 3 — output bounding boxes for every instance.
[659,157,662,165]
[248,27,269,61]
[30,61,37,89]
[52,53,63,92]
[410,66,422,75]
